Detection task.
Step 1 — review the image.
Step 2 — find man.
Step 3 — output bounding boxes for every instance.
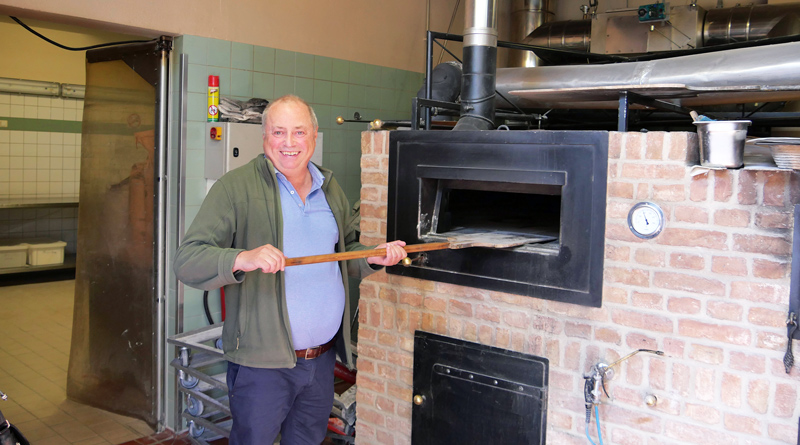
[174,95,406,444]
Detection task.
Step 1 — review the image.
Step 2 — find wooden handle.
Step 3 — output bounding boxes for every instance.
[285,242,450,267]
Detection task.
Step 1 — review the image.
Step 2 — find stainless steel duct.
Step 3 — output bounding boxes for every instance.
[704,4,800,46]
[522,19,591,52]
[518,2,800,53]
[508,0,555,67]
[454,0,499,130]
[495,41,800,109]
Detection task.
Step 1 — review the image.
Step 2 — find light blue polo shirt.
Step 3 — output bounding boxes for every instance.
[275,163,345,350]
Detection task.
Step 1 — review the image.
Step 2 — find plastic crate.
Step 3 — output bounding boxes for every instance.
[0,241,29,268]
[27,239,67,266]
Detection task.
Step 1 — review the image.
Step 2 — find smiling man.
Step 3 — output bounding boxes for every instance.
[174,95,406,444]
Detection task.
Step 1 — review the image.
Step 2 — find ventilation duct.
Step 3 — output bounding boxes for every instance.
[453,0,498,131]
[508,0,555,67]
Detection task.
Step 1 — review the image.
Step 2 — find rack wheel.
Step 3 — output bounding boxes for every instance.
[186,395,204,416]
[179,372,199,389]
[189,420,205,438]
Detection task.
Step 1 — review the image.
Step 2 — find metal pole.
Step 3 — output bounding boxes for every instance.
[425,30,434,130]
[154,37,171,431]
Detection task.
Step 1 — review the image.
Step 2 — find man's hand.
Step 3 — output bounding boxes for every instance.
[234,244,286,273]
[367,240,407,267]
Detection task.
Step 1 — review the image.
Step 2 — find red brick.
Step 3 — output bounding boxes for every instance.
[620,163,650,178]
[653,164,686,179]
[653,184,685,201]
[724,413,761,435]
[747,307,786,328]
[611,309,673,332]
[756,211,791,229]
[713,170,733,202]
[664,337,685,357]
[625,332,658,350]
[763,171,788,206]
[359,327,378,344]
[721,372,742,407]
[544,339,560,365]
[690,171,709,202]
[376,362,397,380]
[729,351,766,374]
[502,310,530,329]
[563,342,582,370]
[608,181,635,198]
[603,404,661,433]
[367,301,382,327]
[706,300,743,321]
[713,208,750,227]
[689,344,724,364]
[361,155,381,170]
[756,331,784,351]
[685,403,721,424]
[477,324,492,345]
[605,244,630,261]
[609,132,623,159]
[679,319,751,345]
[645,132,665,159]
[731,282,788,305]
[595,327,622,344]
[624,132,646,159]
[657,228,727,250]
[475,304,501,323]
[710,256,747,276]
[605,266,649,286]
[738,171,758,205]
[606,222,642,242]
[675,205,709,223]
[378,331,398,347]
[631,291,663,309]
[547,410,573,431]
[358,374,387,395]
[753,259,789,279]
[774,383,797,417]
[669,132,697,161]
[747,379,770,414]
[447,299,472,316]
[673,363,690,396]
[375,429,394,445]
[382,305,395,330]
[667,297,701,314]
[733,233,791,255]
[422,296,445,312]
[649,357,667,390]
[435,283,488,300]
[634,248,665,267]
[769,423,798,443]
[388,275,437,291]
[564,321,591,339]
[386,381,412,402]
[669,252,704,270]
[378,287,398,303]
[528,334,544,355]
[398,291,422,307]
[602,286,628,304]
[696,368,716,401]
[654,271,725,296]
[495,328,510,348]
[463,321,477,342]
[387,351,413,369]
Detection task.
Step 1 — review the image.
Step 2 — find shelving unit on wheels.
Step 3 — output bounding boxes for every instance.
[168,322,358,444]
[168,323,231,445]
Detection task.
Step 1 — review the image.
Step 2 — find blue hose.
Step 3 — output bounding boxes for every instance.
[585,406,597,445]
[595,405,604,445]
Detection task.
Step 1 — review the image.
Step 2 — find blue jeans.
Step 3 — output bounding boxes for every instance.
[226,350,336,445]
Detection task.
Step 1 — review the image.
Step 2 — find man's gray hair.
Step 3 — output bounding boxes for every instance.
[261,94,319,136]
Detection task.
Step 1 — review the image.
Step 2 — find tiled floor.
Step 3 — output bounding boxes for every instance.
[0,278,157,444]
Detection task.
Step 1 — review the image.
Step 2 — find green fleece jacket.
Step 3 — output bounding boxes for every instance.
[173,155,376,368]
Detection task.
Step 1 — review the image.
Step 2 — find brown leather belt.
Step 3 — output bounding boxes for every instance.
[295,338,335,360]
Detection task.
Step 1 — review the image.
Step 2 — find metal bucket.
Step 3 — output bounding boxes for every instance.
[693,120,751,168]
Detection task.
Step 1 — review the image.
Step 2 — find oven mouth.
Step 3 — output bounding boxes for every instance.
[417,171,563,253]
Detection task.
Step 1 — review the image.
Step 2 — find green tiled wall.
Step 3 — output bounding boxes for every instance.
[170,33,423,332]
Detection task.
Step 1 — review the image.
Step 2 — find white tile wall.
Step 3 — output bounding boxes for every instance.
[0,92,83,253]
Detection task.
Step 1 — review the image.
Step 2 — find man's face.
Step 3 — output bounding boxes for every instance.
[263,101,317,178]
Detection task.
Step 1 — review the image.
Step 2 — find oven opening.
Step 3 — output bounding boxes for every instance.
[420,178,562,248]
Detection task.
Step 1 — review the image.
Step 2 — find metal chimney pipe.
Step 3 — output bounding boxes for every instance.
[454,0,498,131]
[508,0,555,67]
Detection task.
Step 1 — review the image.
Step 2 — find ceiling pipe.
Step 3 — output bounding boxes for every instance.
[508,0,556,67]
[453,0,499,131]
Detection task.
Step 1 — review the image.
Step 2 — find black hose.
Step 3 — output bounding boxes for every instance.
[202,290,214,325]
[10,16,155,51]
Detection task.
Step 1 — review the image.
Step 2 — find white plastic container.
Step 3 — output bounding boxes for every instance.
[27,240,67,266]
[0,241,29,268]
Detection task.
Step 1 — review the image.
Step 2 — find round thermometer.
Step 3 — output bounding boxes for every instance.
[627,202,664,239]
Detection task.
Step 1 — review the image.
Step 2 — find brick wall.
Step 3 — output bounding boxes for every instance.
[356,130,799,444]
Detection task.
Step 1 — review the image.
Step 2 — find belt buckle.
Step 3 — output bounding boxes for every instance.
[305,346,320,359]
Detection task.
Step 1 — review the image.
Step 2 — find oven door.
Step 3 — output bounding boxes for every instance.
[387,130,608,307]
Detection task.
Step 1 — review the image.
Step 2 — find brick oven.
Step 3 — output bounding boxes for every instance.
[356,130,799,444]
